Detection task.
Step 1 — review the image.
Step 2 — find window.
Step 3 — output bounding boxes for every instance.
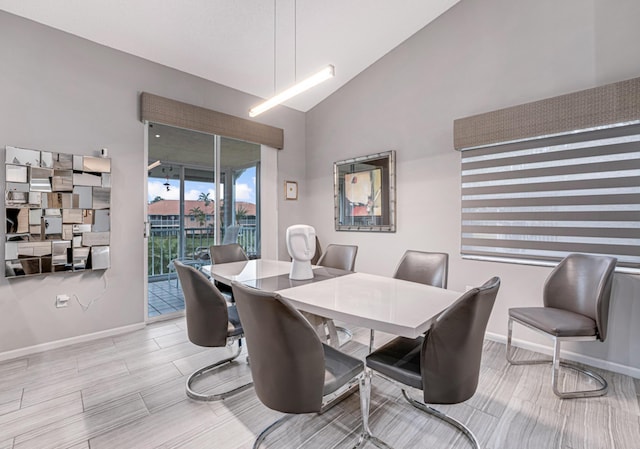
[460,123,640,271]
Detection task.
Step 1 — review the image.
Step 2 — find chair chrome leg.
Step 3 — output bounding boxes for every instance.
[402,390,480,449]
[551,340,608,399]
[254,371,391,449]
[507,318,608,399]
[352,370,393,449]
[252,414,293,449]
[369,329,375,353]
[186,339,253,401]
[506,318,550,366]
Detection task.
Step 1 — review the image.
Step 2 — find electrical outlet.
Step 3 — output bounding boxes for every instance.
[56,294,70,308]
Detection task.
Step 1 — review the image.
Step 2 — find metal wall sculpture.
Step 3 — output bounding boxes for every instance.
[5,146,111,278]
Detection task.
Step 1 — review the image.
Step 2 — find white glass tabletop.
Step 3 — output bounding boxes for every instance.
[202,259,292,284]
[203,259,463,339]
[276,272,462,339]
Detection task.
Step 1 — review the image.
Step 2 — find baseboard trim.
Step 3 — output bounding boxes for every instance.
[486,331,640,379]
[2,325,637,379]
[0,322,146,363]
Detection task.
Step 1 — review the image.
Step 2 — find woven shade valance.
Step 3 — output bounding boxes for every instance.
[454,77,640,151]
[140,92,284,149]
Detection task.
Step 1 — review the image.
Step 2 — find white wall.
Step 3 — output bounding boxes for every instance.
[305,0,640,374]
[0,11,307,355]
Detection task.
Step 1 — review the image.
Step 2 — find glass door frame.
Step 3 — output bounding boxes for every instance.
[143,122,267,323]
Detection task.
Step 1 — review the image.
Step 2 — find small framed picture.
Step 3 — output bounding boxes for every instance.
[285,181,298,200]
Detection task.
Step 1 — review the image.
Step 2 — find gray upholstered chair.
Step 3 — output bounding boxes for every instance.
[173,260,252,401]
[317,243,358,271]
[316,244,358,346]
[311,236,322,265]
[209,243,249,300]
[365,277,500,449]
[370,250,449,351]
[507,253,617,399]
[393,250,448,288]
[209,243,248,264]
[232,281,390,449]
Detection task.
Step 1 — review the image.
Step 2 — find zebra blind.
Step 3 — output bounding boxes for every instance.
[461,123,640,269]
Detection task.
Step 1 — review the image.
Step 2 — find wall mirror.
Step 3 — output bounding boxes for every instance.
[5,146,111,278]
[334,150,396,232]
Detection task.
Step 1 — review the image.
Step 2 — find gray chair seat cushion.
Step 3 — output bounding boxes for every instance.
[509,307,596,337]
[366,336,423,390]
[322,344,363,396]
[226,305,244,338]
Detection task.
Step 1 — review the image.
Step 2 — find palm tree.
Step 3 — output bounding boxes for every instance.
[190,206,206,227]
[197,192,212,207]
[235,205,248,224]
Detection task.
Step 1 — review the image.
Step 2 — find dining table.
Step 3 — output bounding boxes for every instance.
[202,258,463,410]
[201,259,462,340]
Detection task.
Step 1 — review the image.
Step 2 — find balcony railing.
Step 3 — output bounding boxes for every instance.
[148,224,258,280]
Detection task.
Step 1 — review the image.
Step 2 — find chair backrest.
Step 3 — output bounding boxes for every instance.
[543,253,617,341]
[210,243,248,264]
[193,246,210,261]
[232,282,325,414]
[317,244,358,271]
[421,277,500,404]
[174,260,230,347]
[222,225,241,244]
[311,236,322,265]
[393,250,448,289]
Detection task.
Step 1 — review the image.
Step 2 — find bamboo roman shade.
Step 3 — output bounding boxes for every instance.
[140,92,284,149]
[454,77,640,151]
[455,77,640,269]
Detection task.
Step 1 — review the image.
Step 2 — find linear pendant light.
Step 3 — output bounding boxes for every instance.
[249,64,335,117]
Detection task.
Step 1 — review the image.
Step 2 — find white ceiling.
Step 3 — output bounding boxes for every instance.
[0,0,459,114]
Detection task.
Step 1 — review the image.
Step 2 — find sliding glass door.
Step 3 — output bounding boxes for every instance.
[146,123,261,319]
[220,138,261,257]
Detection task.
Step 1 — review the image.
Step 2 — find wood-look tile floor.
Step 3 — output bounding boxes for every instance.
[0,318,638,449]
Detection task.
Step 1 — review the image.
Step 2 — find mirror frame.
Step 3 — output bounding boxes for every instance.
[333,150,396,232]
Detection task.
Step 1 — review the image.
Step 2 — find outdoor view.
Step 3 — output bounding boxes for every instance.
[146,123,261,318]
[147,166,258,277]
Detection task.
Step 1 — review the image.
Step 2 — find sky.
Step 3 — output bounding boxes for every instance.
[148,167,256,204]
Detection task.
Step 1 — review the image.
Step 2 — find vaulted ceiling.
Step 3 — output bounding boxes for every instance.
[0,0,459,114]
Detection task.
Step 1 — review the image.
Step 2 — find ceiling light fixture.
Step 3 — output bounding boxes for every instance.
[249,0,334,118]
[147,160,161,171]
[249,65,334,117]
